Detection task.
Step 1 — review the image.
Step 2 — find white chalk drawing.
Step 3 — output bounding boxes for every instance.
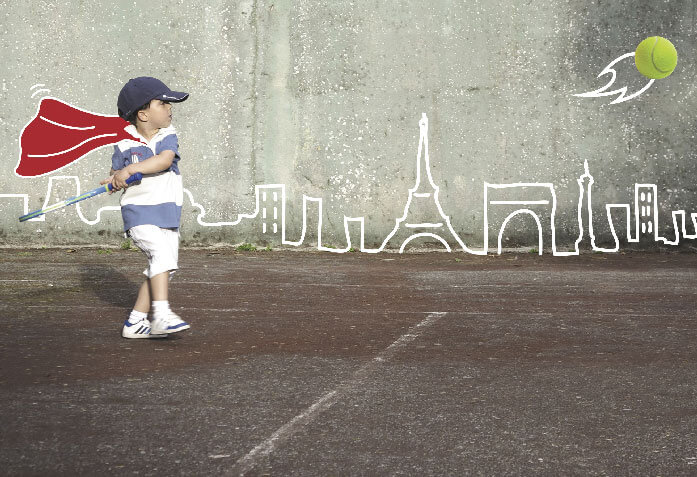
[573,52,655,104]
[376,114,480,254]
[1,176,120,224]
[30,84,52,99]
[485,183,556,255]
[3,113,696,253]
[0,193,44,222]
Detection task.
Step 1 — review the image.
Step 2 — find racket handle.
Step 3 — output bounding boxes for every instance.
[127,172,143,183]
[107,172,143,192]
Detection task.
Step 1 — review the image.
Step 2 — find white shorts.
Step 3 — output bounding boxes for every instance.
[127,225,180,278]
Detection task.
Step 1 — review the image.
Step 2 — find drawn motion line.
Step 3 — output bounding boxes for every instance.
[573,52,655,104]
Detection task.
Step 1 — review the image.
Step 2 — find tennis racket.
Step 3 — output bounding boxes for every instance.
[19,173,142,222]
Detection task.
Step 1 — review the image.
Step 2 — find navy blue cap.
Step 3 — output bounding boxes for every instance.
[117,77,189,120]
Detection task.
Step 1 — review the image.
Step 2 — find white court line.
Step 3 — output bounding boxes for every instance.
[229,311,447,476]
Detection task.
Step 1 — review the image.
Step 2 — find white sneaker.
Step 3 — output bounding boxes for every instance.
[151,312,190,335]
[122,318,167,339]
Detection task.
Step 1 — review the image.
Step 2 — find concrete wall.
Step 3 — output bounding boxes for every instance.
[1,0,695,251]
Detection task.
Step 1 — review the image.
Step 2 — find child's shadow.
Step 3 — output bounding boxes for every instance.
[79,265,140,309]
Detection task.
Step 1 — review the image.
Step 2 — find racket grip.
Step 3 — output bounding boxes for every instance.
[107,172,143,192]
[126,172,143,184]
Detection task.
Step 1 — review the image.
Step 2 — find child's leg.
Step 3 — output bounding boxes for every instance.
[128,225,173,313]
[149,271,169,302]
[132,272,168,314]
[150,270,180,319]
[123,278,161,339]
[133,279,151,314]
[128,225,189,334]
[150,270,189,333]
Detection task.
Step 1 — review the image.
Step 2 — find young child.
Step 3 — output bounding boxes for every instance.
[102,76,190,338]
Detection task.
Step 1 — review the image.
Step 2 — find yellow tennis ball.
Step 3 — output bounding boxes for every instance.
[635,36,678,79]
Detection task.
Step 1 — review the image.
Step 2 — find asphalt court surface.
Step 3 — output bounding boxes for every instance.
[1,248,696,475]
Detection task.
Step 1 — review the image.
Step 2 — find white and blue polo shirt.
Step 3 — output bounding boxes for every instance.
[111,124,183,232]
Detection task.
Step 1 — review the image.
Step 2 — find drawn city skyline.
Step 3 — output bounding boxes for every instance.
[2,113,695,254]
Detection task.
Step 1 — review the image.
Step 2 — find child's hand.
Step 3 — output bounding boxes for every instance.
[101,168,131,193]
[100,168,131,194]
[100,175,116,194]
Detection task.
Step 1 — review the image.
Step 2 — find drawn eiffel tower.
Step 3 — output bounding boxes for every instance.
[379,113,468,252]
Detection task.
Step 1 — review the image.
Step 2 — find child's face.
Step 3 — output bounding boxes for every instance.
[140,99,172,129]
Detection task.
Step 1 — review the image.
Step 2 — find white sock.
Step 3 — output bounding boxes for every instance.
[128,309,148,324]
[152,300,171,318]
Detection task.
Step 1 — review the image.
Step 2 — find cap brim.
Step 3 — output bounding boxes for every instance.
[156,91,189,103]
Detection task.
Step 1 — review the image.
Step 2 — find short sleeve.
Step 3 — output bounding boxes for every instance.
[157,133,179,157]
[111,145,126,170]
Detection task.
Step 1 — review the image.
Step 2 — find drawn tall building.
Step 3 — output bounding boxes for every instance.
[259,186,283,239]
[379,114,467,252]
[636,185,656,240]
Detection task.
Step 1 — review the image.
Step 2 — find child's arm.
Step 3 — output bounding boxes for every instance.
[101,151,175,190]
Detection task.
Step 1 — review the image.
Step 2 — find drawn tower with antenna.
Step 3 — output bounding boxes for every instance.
[574,159,596,250]
[379,113,468,252]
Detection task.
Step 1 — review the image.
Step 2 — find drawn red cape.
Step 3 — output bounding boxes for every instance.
[15,97,141,177]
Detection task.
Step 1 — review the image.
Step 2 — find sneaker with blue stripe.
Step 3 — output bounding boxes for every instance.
[122,317,167,339]
[150,312,190,335]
